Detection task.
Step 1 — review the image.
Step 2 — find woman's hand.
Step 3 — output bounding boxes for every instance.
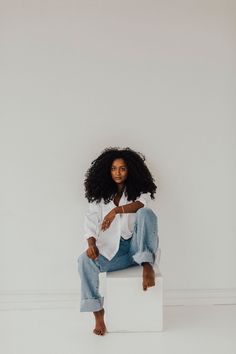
[86,244,99,260]
[101,208,117,231]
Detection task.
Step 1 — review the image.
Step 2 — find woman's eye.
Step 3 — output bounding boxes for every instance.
[111,167,127,171]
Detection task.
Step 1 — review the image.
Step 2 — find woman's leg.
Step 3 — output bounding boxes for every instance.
[77,252,105,312]
[105,237,138,272]
[77,238,136,312]
[77,238,137,335]
[128,207,159,290]
[129,207,159,265]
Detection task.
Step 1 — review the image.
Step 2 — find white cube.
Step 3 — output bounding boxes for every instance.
[104,262,163,332]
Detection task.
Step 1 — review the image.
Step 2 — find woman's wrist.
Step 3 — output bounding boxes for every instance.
[114,206,125,214]
[87,236,96,246]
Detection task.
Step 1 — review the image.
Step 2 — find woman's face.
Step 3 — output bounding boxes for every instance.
[111,158,128,186]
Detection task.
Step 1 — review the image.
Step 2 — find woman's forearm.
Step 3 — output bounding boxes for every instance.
[114,201,144,214]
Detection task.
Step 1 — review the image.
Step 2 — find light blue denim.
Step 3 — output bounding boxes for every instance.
[77,207,159,312]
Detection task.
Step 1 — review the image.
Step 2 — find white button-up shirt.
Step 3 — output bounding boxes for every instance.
[83,188,152,260]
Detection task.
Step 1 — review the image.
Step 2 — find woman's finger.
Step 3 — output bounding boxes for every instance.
[91,247,97,258]
[101,221,108,231]
[101,217,113,231]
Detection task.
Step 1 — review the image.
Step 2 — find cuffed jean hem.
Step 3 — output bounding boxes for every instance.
[132,250,155,266]
[80,296,104,312]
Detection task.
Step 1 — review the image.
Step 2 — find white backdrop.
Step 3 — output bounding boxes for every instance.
[0,0,235,306]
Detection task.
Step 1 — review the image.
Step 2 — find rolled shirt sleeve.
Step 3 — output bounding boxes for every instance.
[135,192,151,207]
[83,201,101,240]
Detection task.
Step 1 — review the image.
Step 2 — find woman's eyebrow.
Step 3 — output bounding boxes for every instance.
[111,165,127,168]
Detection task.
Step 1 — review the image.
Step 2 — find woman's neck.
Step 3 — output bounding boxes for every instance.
[117,184,125,194]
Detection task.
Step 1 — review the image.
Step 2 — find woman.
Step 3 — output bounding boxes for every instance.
[77,147,159,335]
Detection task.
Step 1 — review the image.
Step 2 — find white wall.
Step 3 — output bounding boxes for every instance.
[0,0,235,303]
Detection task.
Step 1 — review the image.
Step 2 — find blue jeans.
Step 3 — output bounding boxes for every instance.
[77,207,159,312]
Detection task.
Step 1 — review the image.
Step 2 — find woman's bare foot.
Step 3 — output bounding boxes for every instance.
[93,308,107,335]
[142,262,155,291]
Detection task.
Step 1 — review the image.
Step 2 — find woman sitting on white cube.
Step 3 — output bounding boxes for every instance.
[77,147,159,336]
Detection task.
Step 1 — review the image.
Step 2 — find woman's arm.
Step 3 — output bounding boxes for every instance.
[114,201,144,214]
[100,201,144,232]
[101,192,151,231]
[114,192,151,214]
[83,202,101,241]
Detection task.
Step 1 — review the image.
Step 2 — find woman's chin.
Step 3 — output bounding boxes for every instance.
[115,181,123,184]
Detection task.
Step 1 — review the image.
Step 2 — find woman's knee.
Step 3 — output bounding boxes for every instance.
[137,206,158,221]
[77,251,100,274]
[77,251,89,269]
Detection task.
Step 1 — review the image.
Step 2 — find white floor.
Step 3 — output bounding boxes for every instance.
[1,304,236,354]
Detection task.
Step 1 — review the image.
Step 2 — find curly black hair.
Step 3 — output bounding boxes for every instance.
[84,147,157,204]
